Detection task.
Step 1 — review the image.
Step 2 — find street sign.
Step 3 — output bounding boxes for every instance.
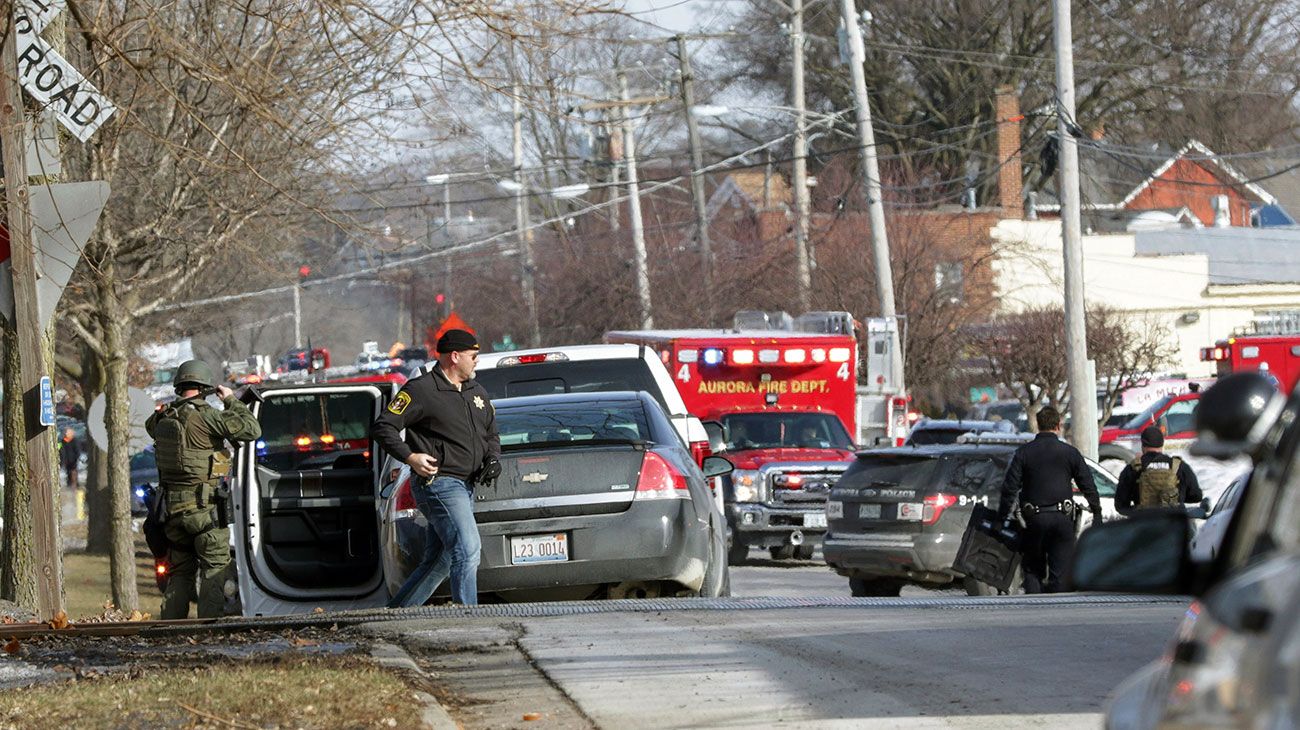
[14,5,116,142]
[38,375,54,426]
[17,0,66,34]
[0,181,111,326]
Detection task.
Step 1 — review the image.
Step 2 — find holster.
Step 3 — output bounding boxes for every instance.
[214,483,231,526]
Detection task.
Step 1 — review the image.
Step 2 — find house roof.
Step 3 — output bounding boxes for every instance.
[1036,139,1277,211]
[709,170,792,212]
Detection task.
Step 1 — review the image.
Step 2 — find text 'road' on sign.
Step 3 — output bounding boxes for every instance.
[14,12,116,142]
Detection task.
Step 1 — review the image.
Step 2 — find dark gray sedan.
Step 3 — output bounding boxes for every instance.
[380,391,733,602]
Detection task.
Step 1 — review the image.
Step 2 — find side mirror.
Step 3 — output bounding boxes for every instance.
[1068,510,1195,594]
[703,420,727,454]
[701,455,734,479]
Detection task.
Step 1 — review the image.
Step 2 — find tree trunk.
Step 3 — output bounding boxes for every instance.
[0,326,37,610]
[81,342,111,554]
[99,269,139,611]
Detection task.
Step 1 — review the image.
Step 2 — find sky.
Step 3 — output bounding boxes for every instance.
[620,0,744,35]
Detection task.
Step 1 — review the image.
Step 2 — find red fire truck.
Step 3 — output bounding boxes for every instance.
[1201,332,1300,394]
[606,311,860,564]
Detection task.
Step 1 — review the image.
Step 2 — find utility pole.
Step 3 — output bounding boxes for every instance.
[512,82,542,348]
[839,0,904,392]
[1051,0,1098,458]
[619,72,655,329]
[292,282,302,348]
[676,35,714,316]
[790,0,813,313]
[0,13,62,618]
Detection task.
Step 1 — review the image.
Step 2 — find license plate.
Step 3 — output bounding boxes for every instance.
[860,503,881,519]
[896,502,924,521]
[804,512,827,528]
[826,500,844,519]
[510,533,569,565]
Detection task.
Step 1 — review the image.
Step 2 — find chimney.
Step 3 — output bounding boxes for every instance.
[1213,195,1231,227]
[995,86,1023,219]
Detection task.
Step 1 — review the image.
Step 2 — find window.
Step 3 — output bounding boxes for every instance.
[1162,399,1198,436]
[934,262,964,304]
[476,360,668,413]
[256,391,375,472]
[1088,465,1117,499]
[496,402,649,449]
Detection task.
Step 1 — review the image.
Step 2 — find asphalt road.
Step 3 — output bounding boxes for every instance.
[366,559,1187,729]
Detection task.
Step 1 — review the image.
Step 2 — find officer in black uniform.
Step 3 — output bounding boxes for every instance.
[372,329,500,606]
[1114,425,1203,514]
[998,406,1103,593]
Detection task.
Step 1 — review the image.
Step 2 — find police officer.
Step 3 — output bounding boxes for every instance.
[998,406,1103,594]
[146,360,261,619]
[1114,426,1202,514]
[372,329,500,607]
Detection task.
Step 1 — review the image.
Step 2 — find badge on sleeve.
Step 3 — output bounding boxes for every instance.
[388,391,412,415]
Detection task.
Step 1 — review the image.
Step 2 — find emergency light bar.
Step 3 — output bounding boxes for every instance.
[1200,346,1229,362]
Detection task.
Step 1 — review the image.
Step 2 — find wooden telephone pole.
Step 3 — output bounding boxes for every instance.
[1,7,63,618]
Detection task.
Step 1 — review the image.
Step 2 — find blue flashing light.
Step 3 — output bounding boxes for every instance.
[255,439,267,452]
[702,348,724,366]
[135,488,146,499]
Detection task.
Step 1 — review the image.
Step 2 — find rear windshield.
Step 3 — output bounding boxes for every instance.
[496,401,649,450]
[1122,395,1173,430]
[256,391,375,472]
[840,452,1010,495]
[476,360,670,414]
[720,412,852,450]
[907,428,968,446]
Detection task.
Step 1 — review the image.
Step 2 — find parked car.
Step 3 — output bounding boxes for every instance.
[1071,375,1300,730]
[1189,472,1249,562]
[129,448,159,516]
[966,399,1029,432]
[824,433,1119,596]
[381,391,733,602]
[904,418,1016,446]
[474,344,711,464]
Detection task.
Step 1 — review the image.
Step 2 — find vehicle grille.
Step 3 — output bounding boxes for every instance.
[766,467,845,507]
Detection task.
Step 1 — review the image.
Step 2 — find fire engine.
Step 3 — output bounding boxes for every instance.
[1200,315,1300,394]
[606,311,863,564]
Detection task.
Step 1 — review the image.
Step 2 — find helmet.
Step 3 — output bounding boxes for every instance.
[173,360,215,390]
[1195,372,1280,445]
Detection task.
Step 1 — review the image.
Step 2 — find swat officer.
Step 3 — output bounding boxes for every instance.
[1114,425,1203,514]
[146,359,261,619]
[998,406,1103,594]
[372,329,500,607]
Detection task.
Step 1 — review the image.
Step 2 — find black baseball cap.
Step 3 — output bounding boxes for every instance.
[1140,425,1165,448]
[436,329,479,353]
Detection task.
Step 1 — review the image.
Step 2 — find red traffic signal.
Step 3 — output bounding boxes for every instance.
[435,293,446,305]
[298,265,311,278]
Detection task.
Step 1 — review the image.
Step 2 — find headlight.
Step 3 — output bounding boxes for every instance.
[732,470,760,502]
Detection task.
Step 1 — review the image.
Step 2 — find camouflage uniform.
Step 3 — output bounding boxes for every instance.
[146,361,261,619]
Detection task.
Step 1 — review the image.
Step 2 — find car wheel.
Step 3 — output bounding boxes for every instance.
[727,539,749,565]
[793,544,815,561]
[849,577,902,597]
[769,545,795,561]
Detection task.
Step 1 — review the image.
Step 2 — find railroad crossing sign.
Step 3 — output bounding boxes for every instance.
[14,0,116,142]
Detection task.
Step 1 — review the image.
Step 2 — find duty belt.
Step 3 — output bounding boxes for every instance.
[1021,500,1076,517]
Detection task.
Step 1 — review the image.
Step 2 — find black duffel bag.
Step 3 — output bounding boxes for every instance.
[953,504,1023,593]
[142,486,170,560]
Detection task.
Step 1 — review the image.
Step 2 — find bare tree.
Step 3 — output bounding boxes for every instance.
[1088,307,1179,426]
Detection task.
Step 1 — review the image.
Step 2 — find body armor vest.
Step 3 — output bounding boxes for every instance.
[1135,456,1182,508]
[153,402,229,514]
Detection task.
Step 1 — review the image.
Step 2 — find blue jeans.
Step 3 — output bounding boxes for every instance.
[387,476,481,607]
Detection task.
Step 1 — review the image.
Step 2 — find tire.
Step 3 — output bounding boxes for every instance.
[701,528,728,597]
[769,545,795,561]
[849,577,903,597]
[727,539,749,565]
[793,544,816,561]
[717,567,732,598]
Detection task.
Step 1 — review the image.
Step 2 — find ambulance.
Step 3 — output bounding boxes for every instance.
[606,311,860,564]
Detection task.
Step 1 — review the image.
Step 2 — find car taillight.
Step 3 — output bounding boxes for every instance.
[635,452,691,500]
[922,494,958,525]
[689,439,710,466]
[393,477,417,513]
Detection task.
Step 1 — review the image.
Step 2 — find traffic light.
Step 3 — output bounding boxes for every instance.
[435,293,445,305]
[298,265,311,279]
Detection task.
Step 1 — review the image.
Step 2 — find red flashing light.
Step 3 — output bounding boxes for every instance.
[517,354,548,364]
[298,265,311,278]
[435,293,446,304]
[319,434,336,445]
[156,562,168,576]
[634,451,691,500]
[922,494,958,525]
[295,436,312,448]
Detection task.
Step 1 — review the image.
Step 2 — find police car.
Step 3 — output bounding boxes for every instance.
[823,432,1119,596]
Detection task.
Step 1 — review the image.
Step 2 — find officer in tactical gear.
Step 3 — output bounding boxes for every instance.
[998,406,1103,594]
[146,359,261,619]
[1114,426,1202,514]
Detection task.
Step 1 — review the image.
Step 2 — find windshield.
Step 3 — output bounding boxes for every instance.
[497,401,650,449]
[1121,395,1173,430]
[840,452,1009,495]
[719,413,853,450]
[256,391,374,472]
[476,360,671,415]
